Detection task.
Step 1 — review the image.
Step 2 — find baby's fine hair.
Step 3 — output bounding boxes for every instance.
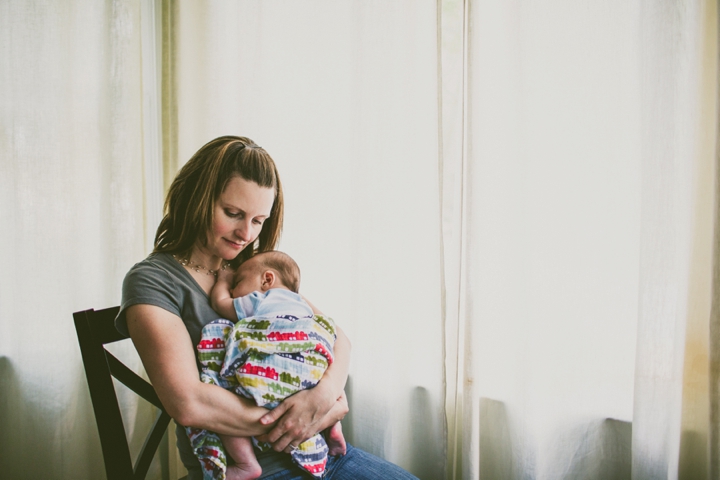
[247,251,301,293]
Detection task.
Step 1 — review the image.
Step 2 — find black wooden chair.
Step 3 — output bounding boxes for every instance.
[74,306,172,480]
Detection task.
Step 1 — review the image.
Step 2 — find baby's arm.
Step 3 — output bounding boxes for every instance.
[210,269,239,320]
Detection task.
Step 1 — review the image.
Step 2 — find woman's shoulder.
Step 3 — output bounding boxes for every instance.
[126,252,174,275]
[118,252,217,344]
[118,253,181,320]
[118,253,194,331]
[116,254,176,337]
[123,252,188,287]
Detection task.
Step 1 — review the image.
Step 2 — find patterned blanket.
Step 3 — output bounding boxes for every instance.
[187,313,337,479]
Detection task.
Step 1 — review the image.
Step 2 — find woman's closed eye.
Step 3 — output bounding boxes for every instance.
[224,209,243,219]
[224,208,267,225]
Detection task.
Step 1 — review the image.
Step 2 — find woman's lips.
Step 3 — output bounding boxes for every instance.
[224,238,244,249]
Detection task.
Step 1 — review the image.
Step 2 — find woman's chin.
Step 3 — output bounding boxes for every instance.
[221,246,247,260]
[219,251,238,261]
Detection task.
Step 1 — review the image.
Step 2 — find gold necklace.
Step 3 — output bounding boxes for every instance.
[173,254,230,277]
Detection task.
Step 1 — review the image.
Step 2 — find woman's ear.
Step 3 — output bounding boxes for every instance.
[261,270,276,291]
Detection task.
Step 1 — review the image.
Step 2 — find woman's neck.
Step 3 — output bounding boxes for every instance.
[188,245,223,271]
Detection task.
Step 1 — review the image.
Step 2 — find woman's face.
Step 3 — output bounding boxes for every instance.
[207,176,275,261]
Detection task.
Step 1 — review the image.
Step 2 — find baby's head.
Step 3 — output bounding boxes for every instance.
[231,250,301,298]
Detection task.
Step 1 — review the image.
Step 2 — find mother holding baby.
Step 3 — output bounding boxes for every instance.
[116,136,418,479]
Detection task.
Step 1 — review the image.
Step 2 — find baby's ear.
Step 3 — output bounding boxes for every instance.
[261,270,276,291]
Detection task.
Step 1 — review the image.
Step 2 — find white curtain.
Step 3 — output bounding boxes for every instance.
[446,1,641,477]
[2,1,718,479]
[445,0,719,479]
[0,1,164,479]
[168,1,446,477]
[634,1,717,478]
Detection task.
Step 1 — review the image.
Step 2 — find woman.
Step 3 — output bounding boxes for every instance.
[116,136,417,479]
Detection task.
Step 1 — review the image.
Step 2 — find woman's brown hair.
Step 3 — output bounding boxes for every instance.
[154,136,284,267]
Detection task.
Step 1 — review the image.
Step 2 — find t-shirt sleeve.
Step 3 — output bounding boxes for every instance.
[115,261,182,337]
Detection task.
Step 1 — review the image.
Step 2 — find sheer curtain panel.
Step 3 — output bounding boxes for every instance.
[165,1,446,478]
[0,1,163,479]
[446,0,719,479]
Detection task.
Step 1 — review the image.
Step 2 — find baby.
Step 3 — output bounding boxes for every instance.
[186,251,345,480]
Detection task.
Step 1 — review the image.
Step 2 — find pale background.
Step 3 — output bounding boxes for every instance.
[0,1,718,479]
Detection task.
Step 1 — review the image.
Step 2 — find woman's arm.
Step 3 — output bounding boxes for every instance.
[126,304,271,436]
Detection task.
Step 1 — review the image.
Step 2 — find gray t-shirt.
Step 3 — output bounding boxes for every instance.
[116,252,288,479]
[116,252,218,349]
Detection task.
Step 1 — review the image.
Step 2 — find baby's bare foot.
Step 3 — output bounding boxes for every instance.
[327,422,347,456]
[226,462,262,480]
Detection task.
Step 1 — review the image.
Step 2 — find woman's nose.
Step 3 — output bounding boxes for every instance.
[235,221,253,242]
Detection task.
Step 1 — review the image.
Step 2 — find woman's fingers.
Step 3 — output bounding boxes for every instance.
[273,430,304,453]
[258,388,348,451]
[265,391,329,448]
[258,413,310,452]
[270,411,317,449]
[260,401,288,426]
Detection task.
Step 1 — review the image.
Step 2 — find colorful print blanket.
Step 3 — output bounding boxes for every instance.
[186,313,337,479]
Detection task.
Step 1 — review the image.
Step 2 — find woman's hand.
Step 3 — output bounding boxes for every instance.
[257,388,349,452]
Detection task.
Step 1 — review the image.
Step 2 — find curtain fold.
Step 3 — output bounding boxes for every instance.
[437,1,469,478]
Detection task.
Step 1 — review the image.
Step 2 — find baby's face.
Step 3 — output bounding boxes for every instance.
[231,260,264,298]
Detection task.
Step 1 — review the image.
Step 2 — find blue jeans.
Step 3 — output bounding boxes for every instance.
[261,444,419,479]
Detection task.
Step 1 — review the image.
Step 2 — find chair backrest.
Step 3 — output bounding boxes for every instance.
[74,307,172,480]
